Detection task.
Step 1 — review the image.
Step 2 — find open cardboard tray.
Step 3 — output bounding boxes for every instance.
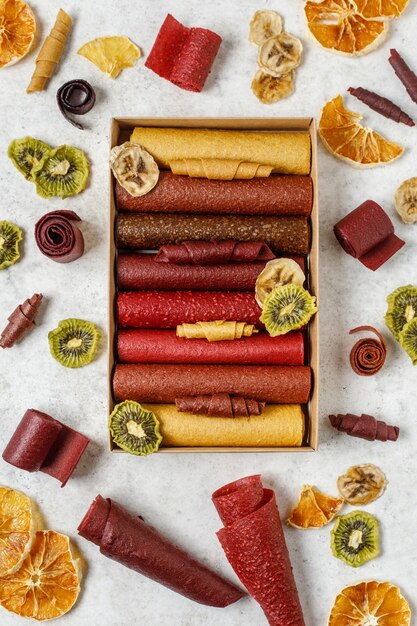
[109,117,319,453]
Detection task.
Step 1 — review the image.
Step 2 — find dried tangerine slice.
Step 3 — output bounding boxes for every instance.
[319,94,404,168]
[0,530,81,621]
[329,581,411,626]
[0,0,36,68]
[0,486,35,577]
[355,0,409,18]
[287,485,344,529]
[304,0,388,56]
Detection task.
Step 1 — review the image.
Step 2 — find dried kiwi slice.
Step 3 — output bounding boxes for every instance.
[330,511,379,568]
[260,283,317,336]
[399,318,417,365]
[8,137,52,181]
[0,221,22,270]
[32,145,90,198]
[385,285,417,340]
[109,400,162,456]
[48,318,100,368]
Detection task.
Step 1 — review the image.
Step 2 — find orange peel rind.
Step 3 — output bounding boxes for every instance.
[287,484,344,529]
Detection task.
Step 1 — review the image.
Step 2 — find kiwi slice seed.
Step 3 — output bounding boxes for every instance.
[32,145,90,198]
[109,400,162,456]
[260,283,317,336]
[48,318,100,368]
[330,510,379,568]
[0,221,22,270]
[399,318,417,365]
[385,285,417,340]
[8,137,52,181]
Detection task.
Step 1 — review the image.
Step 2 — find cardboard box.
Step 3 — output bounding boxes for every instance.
[109,117,319,453]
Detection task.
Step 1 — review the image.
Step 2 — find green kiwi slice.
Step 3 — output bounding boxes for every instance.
[330,510,379,568]
[8,137,52,181]
[260,283,317,336]
[385,285,417,340]
[48,318,100,368]
[32,145,90,198]
[109,400,162,456]
[0,221,22,270]
[399,318,417,365]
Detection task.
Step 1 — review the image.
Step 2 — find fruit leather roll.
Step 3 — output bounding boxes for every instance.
[130,127,311,175]
[115,172,314,216]
[118,330,304,365]
[118,291,262,328]
[145,404,305,447]
[212,475,305,625]
[78,495,244,607]
[116,213,311,255]
[113,364,311,404]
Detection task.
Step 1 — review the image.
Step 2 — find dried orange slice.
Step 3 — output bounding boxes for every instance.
[287,485,344,529]
[0,530,81,621]
[319,94,404,168]
[355,0,409,18]
[0,486,34,577]
[304,0,388,56]
[0,0,36,68]
[329,581,411,625]
[77,36,141,79]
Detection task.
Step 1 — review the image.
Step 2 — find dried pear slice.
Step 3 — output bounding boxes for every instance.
[255,258,305,307]
[395,177,417,224]
[109,400,162,456]
[110,142,159,197]
[337,464,387,505]
[257,33,303,77]
[32,145,89,198]
[8,137,52,181]
[249,10,283,46]
[251,70,295,104]
[0,221,22,270]
[287,485,344,529]
[260,283,317,336]
[399,317,417,365]
[385,285,417,340]
[331,511,380,568]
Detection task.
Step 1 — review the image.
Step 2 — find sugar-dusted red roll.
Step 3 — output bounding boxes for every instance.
[78,495,244,607]
[118,291,262,328]
[118,329,304,365]
[145,14,222,93]
[34,210,84,263]
[212,475,305,626]
[334,200,405,270]
[155,241,275,264]
[115,173,314,216]
[113,364,311,404]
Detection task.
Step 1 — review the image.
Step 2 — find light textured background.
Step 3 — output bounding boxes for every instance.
[1,1,416,624]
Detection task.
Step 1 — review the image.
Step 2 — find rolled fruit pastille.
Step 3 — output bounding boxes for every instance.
[155,241,276,264]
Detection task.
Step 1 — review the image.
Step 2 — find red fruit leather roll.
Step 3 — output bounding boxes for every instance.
[113,363,311,404]
[334,200,404,270]
[78,495,244,607]
[329,413,399,442]
[212,475,305,626]
[145,14,222,93]
[115,173,314,216]
[175,394,265,417]
[118,291,262,328]
[34,210,84,263]
[118,329,304,365]
[155,241,276,264]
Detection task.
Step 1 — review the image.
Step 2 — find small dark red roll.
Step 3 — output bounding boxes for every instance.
[35,210,84,263]
[349,326,387,376]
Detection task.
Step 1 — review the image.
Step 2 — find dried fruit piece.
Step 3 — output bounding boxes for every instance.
[355,0,409,18]
[348,86,414,126]
[399,317,417,364]
[337,464,387,505]
[319,95,404,168]
[0,530,81,621]
[249,10,283,46]
[56,79,96,130]
[395,177,417,223]
[110,142,159,197]
[32,145,89,198]
[0,486,34,577]
[251,70,294,104]
[255,258,305,306]
[0,0,36,68]
[287,485,344,529]
[385,285,417,339]
[329,413,399,442]
[0,293,43,349]
[349,326,387,376]
[329,581,411,626]
[109,400,162,455]
[331,510,379,568]
[260,283,317,337]
[0,220,22,270]
[258,32,302,77]
[389,49,417,105]
[48,318,100,368]
[77,36,141,79]
[8,137,52,181]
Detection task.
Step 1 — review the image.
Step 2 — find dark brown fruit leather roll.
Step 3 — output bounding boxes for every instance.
[35,210,84,263]
[115,172,314,216]
[116,213,311,255]
[0,293,43,348]
[155,240,275,264]
[78,495,244,607]
[175,394,265,417]
[113,363,311,404]
[329,413,399,442]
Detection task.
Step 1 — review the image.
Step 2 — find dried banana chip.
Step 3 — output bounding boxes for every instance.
[251,70,295,104]
[258,32,303,77]
[110,142,159,197]
[249,10,283,47]
[337,464,387,506]
[395,177,417,224]
[255,258,305,307]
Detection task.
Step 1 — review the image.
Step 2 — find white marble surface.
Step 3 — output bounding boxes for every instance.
[1,1,417,624]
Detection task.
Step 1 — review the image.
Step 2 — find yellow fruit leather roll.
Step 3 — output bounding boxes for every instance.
[176,321,258,341]
[169,159,273,180]
[131,127,311,175]
[144,404,305,447]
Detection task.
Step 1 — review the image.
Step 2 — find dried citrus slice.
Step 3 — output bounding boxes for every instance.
[287,485,344,529]
[355,0,409,18]
[329,581,411,626]
[319,95,404,168]
[77,36,141,79]
[305,0,388,56]
[0,0,36,68]
[0,486,34,577]
[0,530,81,621]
